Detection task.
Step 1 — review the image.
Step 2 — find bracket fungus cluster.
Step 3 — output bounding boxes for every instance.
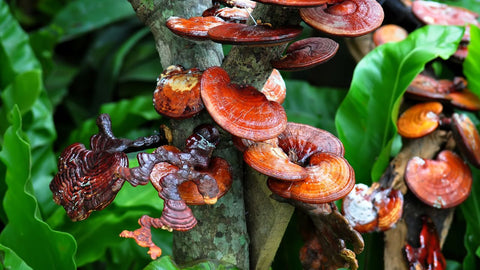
[50,0,395,267]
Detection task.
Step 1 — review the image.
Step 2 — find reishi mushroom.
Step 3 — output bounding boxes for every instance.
[372,24,408,46]
[207,23,303,46]
[300,0,385,37]
[451,113,480,168]
[166,16,227,40]
[153,65,204,119]
[404,150,472,208]
[396,101,443,139]
[200,66,287,141]
[271,37,339,71]
[261,68,286,104]
[342,183,403,233]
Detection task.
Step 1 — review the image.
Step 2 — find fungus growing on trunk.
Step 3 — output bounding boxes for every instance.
[342,183,403,233]
[50,114,169,221]
[118,124,232,259]
[153,65,204,119]
[451,113,480,168]
[271,37,339,71]
[261,68,286,104]
[200,66,287,141]
[404,150,472,208]
[300,0,384,37]
[207,23,303,46]
[252,0,338,7]
[166,16,227,40]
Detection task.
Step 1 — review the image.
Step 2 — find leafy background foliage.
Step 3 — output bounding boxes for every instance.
[1,0,480,269]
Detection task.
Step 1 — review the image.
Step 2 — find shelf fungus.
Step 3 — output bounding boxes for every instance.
[50,114,168,221]
[271,37,339,71]
[397,101,443,139]
[404,216,446,270]
[200,66,287,141]
[166,16,227,40]
[342,183,403,233]
[450,113,480,168]
[300,0,384,37]
[372,24,408,46]
[207,23,303,46]
[153,65,204,119]
[242,122,354,203]
[405,150,472,209]
[118,124,232,259]
[261,68,286,104]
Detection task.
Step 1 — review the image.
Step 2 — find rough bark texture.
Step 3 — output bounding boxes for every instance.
[380,130,455,270]
[129,1,249,268]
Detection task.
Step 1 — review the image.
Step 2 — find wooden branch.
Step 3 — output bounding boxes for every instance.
[380,130,456,270]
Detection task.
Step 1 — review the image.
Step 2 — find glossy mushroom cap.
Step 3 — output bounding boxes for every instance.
[207,23,303,46]
[405,150,472,208]
[300,0,384,37]
[342,183,403,233]
[200,66,287,141]
[214,7,250,24]
[243,122,345,181]
[451,113,480,168]
[252,0,337,7]
[447,89,480,111]
[405,73,451,101]
[178,157,233,205]
[166,16,227,40]
[215,0,257,9]
[411,0,480,26]
[372,24,408,46]
[271,37,339,71]
[153,65,204,119]
[261,69,286,104]
[267,152,355,203]
[397,102,443,139]
[50,143,128,221]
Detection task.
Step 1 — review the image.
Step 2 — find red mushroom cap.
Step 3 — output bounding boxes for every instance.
[178,157,233,205]
[166,16,227,40]
[214,7,250,23]
[447,89,480,111]
[253,0,338,7]
[397,102,443,139]
[207,23,303,46]
[411,0,480,26]
[261,69,286,104]
[405,150,472,208]
[300,0,384,37]
[372,24,408,46]
[405,74,452,101]
[244,142,308,181]
[200,66,287,141]
[153,65,204,119]
[271,37,339,71]
[451,113,480,168]
[215,0,257,9]
[267,151,355,203]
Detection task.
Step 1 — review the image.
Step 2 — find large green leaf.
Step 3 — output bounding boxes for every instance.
[463,24,480,96]
[49,0,135,42]
[0,244,33,270]
[437,0,480,14]
[0,1,40,87]
[282,79,347,135]
[461,164,480,270]
[335,25,464,182]
[0,106,76,270]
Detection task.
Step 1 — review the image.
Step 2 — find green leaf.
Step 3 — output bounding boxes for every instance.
[464,24,480,97]
[437,0,480,14]
[335,25,464,183]
[282,79,347,135]
[446,260,463,270]
[461,166,480,270]
[0,244,33,270]
[1,70,42,115]
[0,106,76,270]
[0,1,41,87]
[49,0,135,42]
